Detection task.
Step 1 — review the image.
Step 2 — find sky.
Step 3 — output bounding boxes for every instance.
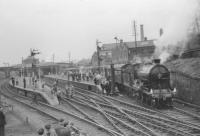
[0,0,199,66]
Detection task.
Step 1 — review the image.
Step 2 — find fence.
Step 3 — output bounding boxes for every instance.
[170,71,200,105]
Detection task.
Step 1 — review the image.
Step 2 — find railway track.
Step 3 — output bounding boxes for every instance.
[45,80,153,135]
[65,94,152,136]
[45,81,131,135]
[0,80,122,136]
[66,84,200,136]
[73,90,200,136]
[44,77,200,135]
[174,98,200,116]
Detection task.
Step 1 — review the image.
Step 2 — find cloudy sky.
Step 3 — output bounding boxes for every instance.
[0,0,198,66]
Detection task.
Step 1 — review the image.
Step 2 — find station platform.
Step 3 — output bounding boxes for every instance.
[44,75,139,104]
[45,75,95,86]
[11,77,59,105]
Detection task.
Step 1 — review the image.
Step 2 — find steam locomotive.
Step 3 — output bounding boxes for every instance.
[114,59,176,108]
[63,59,176,108]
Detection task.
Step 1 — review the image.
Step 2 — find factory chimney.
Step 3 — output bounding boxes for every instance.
[140,25,144,41]
[159,28,163,37]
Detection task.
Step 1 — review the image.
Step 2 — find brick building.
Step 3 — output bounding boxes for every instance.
[112,41,129,64]
[111,40,155,64]
[91,39,155,65]
[91,43,116,66]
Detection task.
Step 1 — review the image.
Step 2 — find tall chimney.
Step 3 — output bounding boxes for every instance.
[159,28,163,37]
[140,25,144,41]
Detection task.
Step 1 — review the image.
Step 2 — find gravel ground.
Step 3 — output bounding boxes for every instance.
[3,98,37,136]
[3,97,52,136]
[2,86,111,136]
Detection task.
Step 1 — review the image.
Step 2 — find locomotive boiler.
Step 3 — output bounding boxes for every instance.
[133,59,175,108]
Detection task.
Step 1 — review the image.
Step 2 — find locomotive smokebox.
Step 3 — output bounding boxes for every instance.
[153,59,161,64]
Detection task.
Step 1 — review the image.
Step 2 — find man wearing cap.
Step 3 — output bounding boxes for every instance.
[55,121,71,136]
[38,128,44,136]
[44,124,58,136]
[0,107,6,136]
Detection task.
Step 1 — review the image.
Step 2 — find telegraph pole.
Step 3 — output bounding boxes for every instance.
[68,52,71,63]
[195,17,200,33]
[133,20,137,57]
[53,54,55,63]
[96,39,101,73]
[52,54,55,74]
[22,57,24,77]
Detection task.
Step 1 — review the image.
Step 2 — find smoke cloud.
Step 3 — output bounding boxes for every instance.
[154,0,199,63]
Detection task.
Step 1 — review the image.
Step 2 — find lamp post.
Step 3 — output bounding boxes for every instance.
[114,37,119,46]
[3,62,10,77]
[133,21,137,58]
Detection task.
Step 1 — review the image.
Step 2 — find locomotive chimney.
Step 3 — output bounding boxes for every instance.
[153,59,161,64]
[140,25,144,41]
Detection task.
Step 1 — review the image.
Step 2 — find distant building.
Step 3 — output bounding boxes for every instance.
[100,43,116,65]
[22,56,39,68]
[91,52,98,66]
[112,39,155,64]
[112,41,129,64]
[39,62,73,75]
[91,43,116,66]
[91,39,155,65]
[127,40,155,63]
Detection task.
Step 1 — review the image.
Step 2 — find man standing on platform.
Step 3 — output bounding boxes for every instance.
[11,77,15,87]
[0,107,6,136]
[56,89,62,104]
[23,77,26,88]
[34,79,37,89]
[69,85,74,98]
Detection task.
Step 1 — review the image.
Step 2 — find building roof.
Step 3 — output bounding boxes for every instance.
[101,43,117,50]
[125,40,155,48]
[102,40,155,50]
[39,62,56,67]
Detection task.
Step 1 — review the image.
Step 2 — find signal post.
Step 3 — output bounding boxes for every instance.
[110,64,115,95]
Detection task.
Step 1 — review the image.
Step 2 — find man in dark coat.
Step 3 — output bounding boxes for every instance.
[0,107,6,136]
[11,77,15,87]
[23,77,26,88]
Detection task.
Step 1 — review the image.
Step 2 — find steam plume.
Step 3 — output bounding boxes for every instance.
[154,0,199,63]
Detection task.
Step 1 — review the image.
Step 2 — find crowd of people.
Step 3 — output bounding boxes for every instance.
[69,71,94,82]
[68,71,119,96]
[37,119,86,136]
[51,80,74,104]
[10,76,40,89]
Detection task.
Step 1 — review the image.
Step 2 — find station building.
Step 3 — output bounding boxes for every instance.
[14,55,73,77]
[91,39,156,66]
